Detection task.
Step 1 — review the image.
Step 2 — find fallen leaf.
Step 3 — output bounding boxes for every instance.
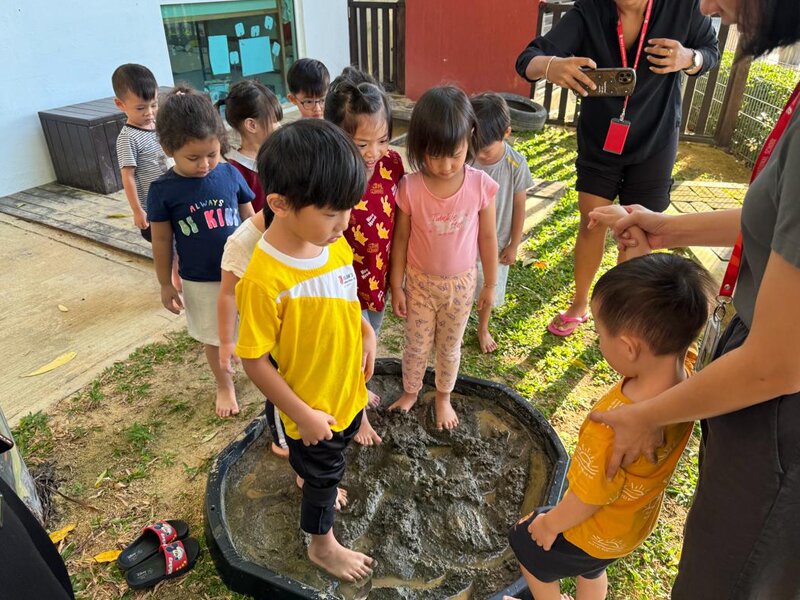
[202,431,218,443]
[571,358,589,371]
[49,524,76,544]
[93,550,122,563]
[57,305,69,312]
[16,203,25,208]
[95,469,108,488]
[534,261,548,270]
[22,352,77,377]
[106,213,128,219]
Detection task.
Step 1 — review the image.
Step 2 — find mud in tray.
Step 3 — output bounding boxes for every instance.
[206,359,568,599]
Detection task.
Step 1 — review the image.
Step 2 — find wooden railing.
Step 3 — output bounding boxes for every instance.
[347,0,406,93]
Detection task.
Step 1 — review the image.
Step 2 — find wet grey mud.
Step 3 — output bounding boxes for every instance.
[223,373,555,599]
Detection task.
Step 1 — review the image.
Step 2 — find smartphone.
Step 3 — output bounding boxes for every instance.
[579,68,637,97]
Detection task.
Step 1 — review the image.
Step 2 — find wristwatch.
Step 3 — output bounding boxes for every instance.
[684,49,702,74]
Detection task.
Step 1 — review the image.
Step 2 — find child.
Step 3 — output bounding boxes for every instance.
[388,86,499,431]
[235,119,375,582]
[287,58,330,118]
[147,86,255,417]
[324,67,405,446]
[217,79,283,213]
[506,253,715,600]
[470,92,534,353]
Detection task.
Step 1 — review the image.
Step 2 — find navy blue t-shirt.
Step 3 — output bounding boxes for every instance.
[147,163,255,282]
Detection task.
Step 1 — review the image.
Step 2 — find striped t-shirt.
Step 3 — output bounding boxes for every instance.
[116,124,168,211]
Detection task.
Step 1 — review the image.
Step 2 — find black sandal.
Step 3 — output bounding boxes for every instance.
[126,537,200,589]
[117,519,189,570]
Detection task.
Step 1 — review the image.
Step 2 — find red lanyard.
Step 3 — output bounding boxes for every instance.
[616,0,654,120]
[719,81,800,297]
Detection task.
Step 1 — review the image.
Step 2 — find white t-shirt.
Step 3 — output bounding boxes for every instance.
[220,217,263,277]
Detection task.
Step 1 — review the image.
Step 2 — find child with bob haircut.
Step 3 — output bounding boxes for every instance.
[235,119,376,582]
[389,85,499,430]
[148,86,255,417]
[506,252,715,600]
[287,58,330,118]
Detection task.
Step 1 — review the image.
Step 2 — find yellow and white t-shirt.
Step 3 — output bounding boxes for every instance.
[563,382,692,559]
[235,236,368,440]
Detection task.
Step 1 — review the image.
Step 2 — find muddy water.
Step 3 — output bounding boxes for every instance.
[223,373,554,599]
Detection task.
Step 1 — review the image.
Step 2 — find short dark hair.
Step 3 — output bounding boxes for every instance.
[156,85,229,154]
[471,92,511,149]
[256,119,366,211]
[112,64,157,101]
[287,58,330,96]
[406,85,478,173]
[739,0,800,57]
[217,79,283,132]
[592,254,715,356]
[324,67,392,139]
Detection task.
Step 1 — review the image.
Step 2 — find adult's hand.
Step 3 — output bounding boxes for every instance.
[546,57,598,97]
[589,403,665,478]
[645,38,694,74]
[588,204,672,251]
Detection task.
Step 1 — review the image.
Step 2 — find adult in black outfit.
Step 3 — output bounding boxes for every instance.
[516,0,719,336]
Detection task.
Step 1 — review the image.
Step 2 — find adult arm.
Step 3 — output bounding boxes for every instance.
[151,221,183,314]
[645,1,719,76]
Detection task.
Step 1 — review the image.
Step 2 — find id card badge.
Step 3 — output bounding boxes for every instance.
[603,118,631,155]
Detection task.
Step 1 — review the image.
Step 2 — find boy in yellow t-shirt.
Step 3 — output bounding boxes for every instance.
[507,253,715,600]
[235,120,375,584]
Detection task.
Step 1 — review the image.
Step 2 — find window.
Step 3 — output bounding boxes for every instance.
[161,0,297,105]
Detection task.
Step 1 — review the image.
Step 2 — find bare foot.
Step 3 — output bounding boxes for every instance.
[271,442,289,459]
[478,328,498,353]
[434,391,459,430]
[296,476,348,510]
[354,411,382,446]
[308,531,374,583]
[389,391,418,412]
[216,384,239,418]
[367,389,381,408]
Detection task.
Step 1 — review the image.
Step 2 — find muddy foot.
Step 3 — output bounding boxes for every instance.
[367,389,381,408]
[354,412,382,446]
[478,328,498,353]
[389,391,418,412]
[296,477,348,510]
[215,385,239,418]
[308,534,374,583]
[271,442,289,459]
[434,392,459,430]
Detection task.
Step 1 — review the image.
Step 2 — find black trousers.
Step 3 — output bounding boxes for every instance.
[285,411,362,535]
[672,316,800,599]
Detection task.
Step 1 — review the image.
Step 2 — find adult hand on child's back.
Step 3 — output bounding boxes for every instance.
[160,284,183,314]
[392,288,407,318]
[589,403,665,478]
[528,513,557,551]
[297,409,336,446]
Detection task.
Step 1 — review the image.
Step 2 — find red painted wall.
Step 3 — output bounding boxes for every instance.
[404,0,540,100]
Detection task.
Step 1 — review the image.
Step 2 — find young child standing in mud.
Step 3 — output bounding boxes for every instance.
[505,253,715,600]
[389,85,499,430]
[235,120,375,583]
[325,66,405,446]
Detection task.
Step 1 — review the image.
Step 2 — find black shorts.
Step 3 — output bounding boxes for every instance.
[576,132,678,212]
[508,507,616,583]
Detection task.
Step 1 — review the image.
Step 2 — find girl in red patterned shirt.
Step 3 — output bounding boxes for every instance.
[325,67,405,445]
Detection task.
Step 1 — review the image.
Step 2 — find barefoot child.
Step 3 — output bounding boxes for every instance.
[325,67,405,445]
[389,86,499,430]
[236,120,375,582]
[506,253,715,600]
[470,92,533,353]
[147,86,255,416]
[217,79,283,213]
[287,58,329,119]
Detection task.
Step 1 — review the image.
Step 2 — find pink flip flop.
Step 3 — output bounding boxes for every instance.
[547,312,590,337]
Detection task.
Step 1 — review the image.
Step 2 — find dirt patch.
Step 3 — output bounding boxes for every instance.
[223,371,555,600]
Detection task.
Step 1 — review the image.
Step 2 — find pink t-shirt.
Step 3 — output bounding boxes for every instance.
[396,165,499,277]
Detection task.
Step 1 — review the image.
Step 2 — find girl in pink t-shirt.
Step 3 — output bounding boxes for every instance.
[389,86,499,430]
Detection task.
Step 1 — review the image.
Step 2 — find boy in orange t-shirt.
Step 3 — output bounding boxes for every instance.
[507,253,715,600]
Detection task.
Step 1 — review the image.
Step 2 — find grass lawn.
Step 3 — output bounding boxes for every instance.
[13,126,750,599]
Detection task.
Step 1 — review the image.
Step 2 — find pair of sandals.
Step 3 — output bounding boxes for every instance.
[117,520,200,589]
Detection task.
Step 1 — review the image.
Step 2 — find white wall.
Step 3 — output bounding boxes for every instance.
[0,0,349,197]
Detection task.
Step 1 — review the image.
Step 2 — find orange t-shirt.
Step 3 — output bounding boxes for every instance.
[562,382,692,559]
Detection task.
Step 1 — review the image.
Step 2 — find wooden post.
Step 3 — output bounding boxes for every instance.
[395,0,406,94]
[715,39,753,148]
[348,1,359,67]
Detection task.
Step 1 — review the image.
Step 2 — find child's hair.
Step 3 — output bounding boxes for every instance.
[406,85,478,173]
[592,254,716,356]
[216,80,283,132]
[257,119,366,211]
[156,85,229,154]
[111,64,157,101]
[471,92,511,149]
[324,67,392,138]
[287,58,330,97]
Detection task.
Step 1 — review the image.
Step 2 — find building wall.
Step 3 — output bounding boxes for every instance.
[404,0,540,100]
[0,0,348,197]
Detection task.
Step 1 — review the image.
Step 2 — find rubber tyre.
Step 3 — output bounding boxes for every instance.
[498,93,547,132]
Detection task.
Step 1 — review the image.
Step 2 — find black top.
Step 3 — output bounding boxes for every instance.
[516,0,719,165]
